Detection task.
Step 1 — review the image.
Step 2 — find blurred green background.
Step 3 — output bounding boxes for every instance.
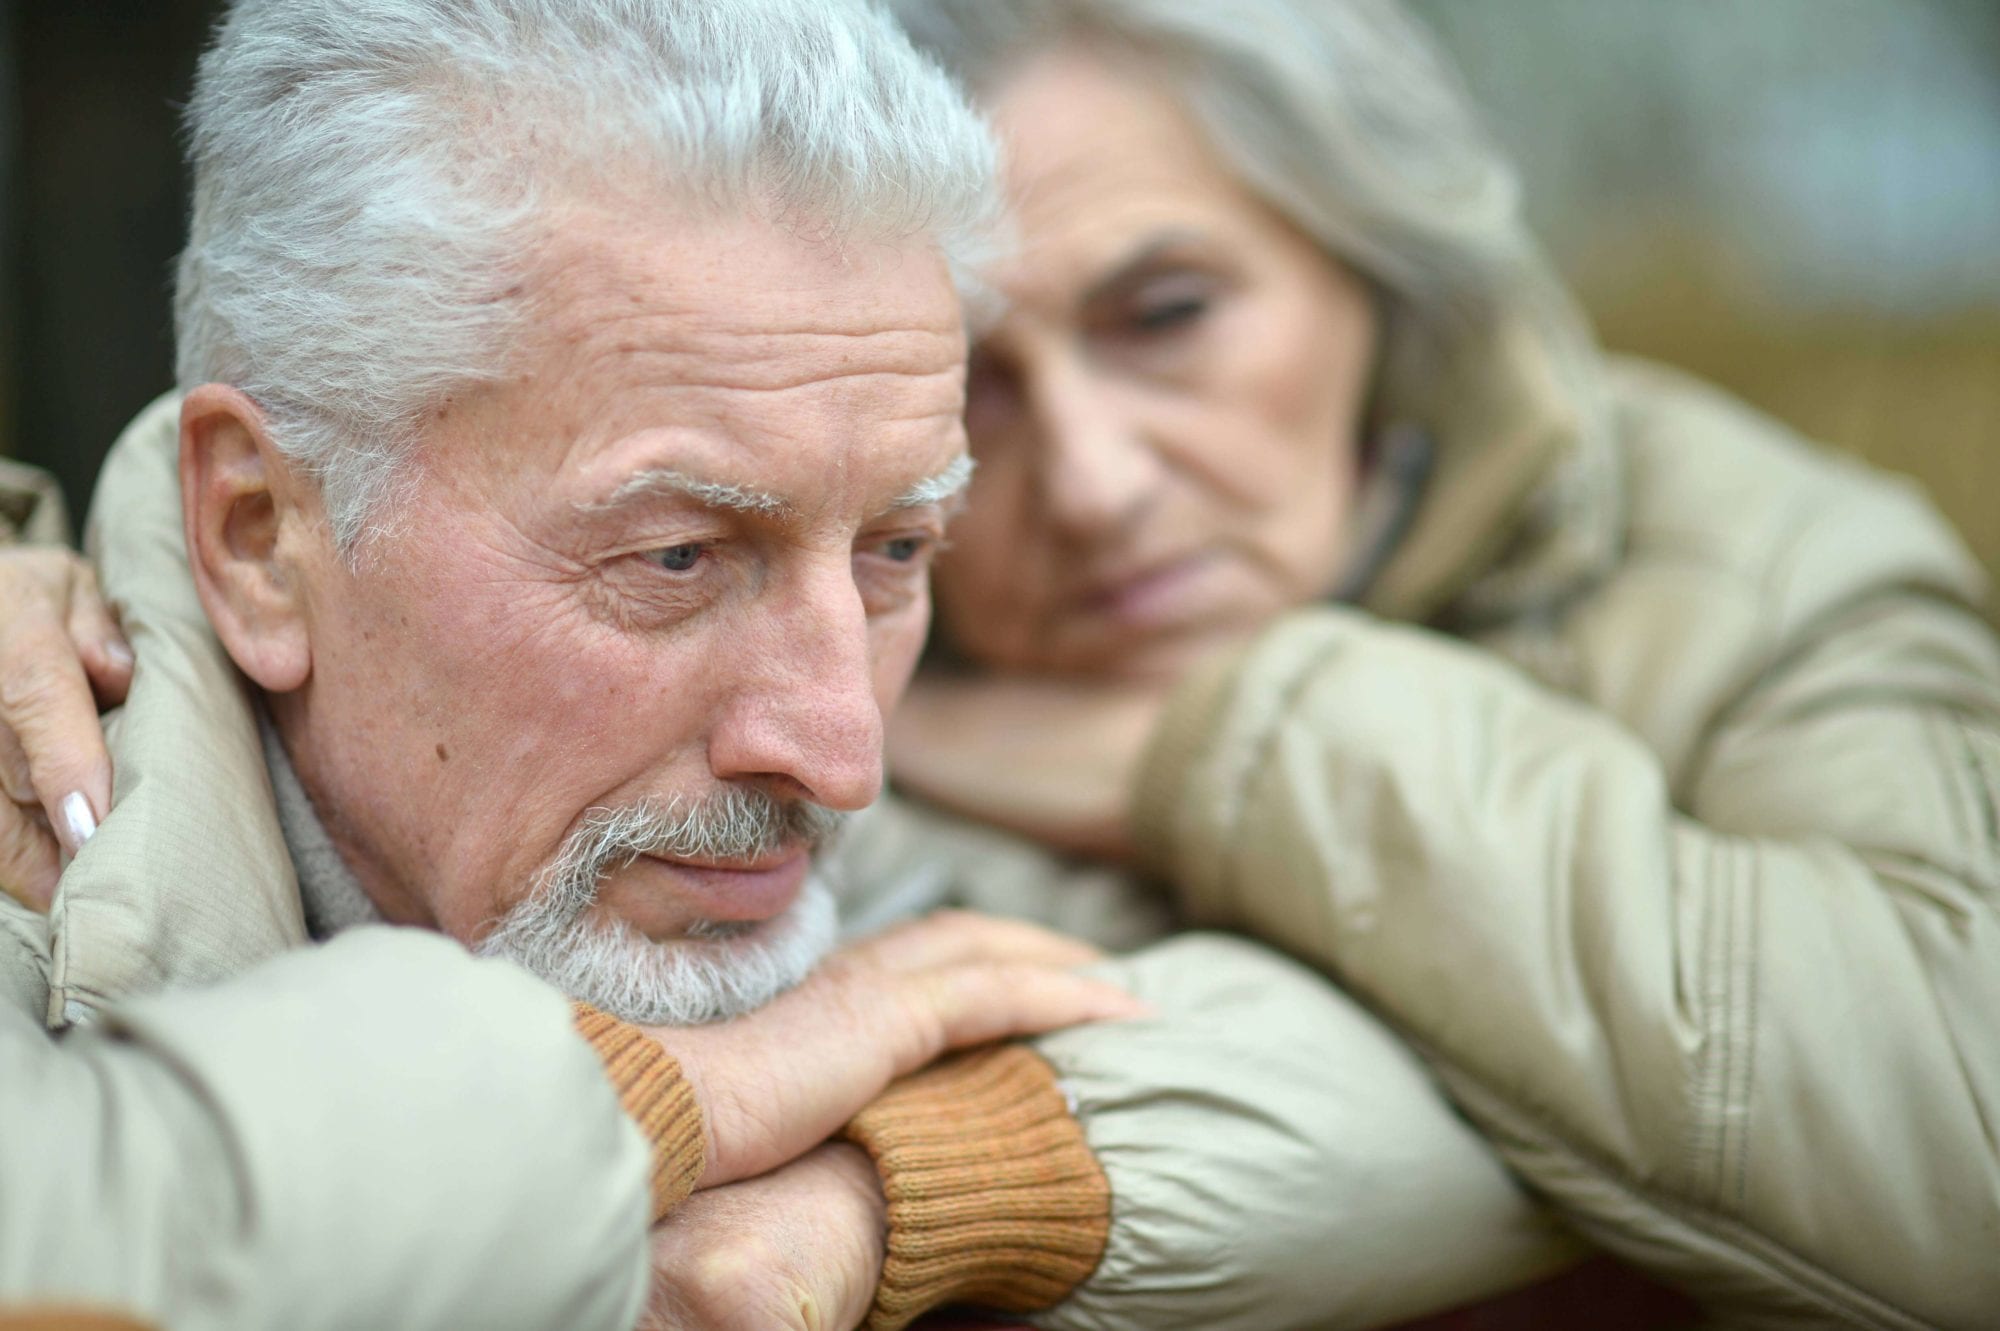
[1416,0,2000,621]
[2,1,1995,615]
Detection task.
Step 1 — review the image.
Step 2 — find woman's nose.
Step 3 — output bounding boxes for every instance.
[1028,366,1161,543]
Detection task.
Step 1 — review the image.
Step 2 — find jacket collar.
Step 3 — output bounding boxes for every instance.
[1360,296,1626,629]
[46,394,310,1027]
[260,707,383,939]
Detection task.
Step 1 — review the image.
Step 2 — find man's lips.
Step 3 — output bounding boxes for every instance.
[617,848,813,927]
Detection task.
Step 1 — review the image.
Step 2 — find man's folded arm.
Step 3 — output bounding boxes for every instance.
[835,800,1584,1330]
[837,930,1587,1331]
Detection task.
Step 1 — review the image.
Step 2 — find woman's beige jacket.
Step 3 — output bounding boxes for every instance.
[1138,358,2000,1329]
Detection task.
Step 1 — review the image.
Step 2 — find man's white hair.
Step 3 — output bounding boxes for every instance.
[175,0,1001,548]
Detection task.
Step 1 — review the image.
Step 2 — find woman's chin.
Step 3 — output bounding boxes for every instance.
[1034,617,1263,684]
[1113,625,1258,680]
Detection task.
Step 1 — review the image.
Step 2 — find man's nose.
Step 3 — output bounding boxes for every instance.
[706,565,884,813]
[1028,361,1160,543]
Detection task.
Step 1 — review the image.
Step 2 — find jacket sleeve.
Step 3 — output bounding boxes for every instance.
[833,801,1582,1331]
[0,926,654,1331]
[831,793,1174,952]
[1136,588,2000,1327]
[1025,933,1582,1331]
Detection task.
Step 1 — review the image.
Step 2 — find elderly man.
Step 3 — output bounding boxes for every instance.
[0,2,1579,1329]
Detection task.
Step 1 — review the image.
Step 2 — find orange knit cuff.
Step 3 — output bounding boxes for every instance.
[0,1313,159,1331]
[842,1045,1110,1331]
[572,1003,706,1221]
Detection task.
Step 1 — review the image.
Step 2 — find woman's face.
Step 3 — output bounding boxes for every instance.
[933,48,1379,681]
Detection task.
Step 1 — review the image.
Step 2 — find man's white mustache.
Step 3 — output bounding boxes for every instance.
[513,789,848,936]
[567,790,848,872]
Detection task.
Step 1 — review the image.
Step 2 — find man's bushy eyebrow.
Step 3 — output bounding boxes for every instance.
[892,455,975,510]
[582,469,794,518]
[578,456,971,521]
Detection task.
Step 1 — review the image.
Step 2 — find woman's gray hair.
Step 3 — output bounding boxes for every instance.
[176,0,1001,549]
[889,0,1614,620]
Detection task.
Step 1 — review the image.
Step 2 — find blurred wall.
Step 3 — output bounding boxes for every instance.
[1415,0,2000,617]
[1,0,216,510]
[1,1,1995,618]
[1,7,17,459]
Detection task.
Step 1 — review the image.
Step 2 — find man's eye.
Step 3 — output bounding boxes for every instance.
[646,543,706,572]
[880,536,927,563]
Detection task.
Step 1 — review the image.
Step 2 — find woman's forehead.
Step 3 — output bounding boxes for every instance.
[986,52,1277,300]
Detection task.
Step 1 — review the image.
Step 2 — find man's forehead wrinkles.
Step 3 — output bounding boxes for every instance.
[701,314,963,341]
[561,297,961,347]
[558,328,965,397]
[588,351,966,398]
[689,366,963,396]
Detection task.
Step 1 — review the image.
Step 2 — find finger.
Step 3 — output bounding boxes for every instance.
[0,798,60,912]
[899,963,1147,1068]
[845,909,1106,974]
[0,725,32,807]
[0,622,113,854]
[66,563,133,707]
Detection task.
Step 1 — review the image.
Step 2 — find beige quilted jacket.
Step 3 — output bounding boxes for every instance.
[1137,357,2000,1328]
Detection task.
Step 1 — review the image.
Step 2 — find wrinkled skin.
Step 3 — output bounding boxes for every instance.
[192,204,968,943]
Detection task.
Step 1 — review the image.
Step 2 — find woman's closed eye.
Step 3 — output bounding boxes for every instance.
[1130,290,1210,334]
[1100,269,1220,341]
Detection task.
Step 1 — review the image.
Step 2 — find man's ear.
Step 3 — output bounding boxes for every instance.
[180,384,316,693]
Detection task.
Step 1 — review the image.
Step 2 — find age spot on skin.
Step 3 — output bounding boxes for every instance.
[436,743,450,763]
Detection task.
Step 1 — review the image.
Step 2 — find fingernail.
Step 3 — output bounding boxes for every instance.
[58,792,97,857]
[106,641,135,670]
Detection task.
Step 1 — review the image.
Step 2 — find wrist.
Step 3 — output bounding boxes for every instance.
[818,1139,890,1284]
[843,1045,1109,1331]
[572,1004,706,1219]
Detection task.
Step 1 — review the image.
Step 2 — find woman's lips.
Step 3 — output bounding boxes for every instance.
[1081,551,1224,630]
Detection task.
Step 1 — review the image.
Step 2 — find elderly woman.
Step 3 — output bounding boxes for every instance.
[2,0,1996,1327]
[879,2,2000,1326]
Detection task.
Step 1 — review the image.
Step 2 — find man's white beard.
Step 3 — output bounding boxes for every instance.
[475,792,845,1026]
[480,881,838,1026]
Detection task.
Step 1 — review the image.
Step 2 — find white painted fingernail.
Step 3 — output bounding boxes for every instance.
[59,792,97,856]
[106,641,135,670]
